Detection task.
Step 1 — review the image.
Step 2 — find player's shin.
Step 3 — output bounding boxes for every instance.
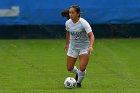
[77,70,86,84]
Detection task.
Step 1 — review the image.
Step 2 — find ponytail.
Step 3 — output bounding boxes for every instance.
[61,9,70,19]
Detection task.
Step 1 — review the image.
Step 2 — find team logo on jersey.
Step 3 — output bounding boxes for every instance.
[71,32,83,40]
[71,32,81,36]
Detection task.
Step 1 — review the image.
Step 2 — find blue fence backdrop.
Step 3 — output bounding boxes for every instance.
[0,0,140,25]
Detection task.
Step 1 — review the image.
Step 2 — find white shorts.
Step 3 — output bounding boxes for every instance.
[67,48,90,58]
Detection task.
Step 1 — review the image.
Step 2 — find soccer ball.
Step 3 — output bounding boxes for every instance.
[64,77,77,89]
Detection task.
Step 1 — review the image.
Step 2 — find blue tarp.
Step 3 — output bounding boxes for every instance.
[0,0,140,25]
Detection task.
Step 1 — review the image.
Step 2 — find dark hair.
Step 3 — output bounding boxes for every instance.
[61,5,80,19]
[61,9,70,19]
[70,5,80,17]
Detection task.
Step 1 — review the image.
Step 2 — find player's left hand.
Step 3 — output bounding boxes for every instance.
[88,46,93,53]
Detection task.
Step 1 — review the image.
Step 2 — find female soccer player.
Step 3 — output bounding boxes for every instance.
[61,5,94,87]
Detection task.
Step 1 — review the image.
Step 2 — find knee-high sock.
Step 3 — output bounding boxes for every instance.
[77,70,86,83]
[70,66,78,74]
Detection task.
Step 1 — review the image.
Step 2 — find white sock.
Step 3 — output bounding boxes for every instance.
[70,66,78,74]
[77,70,86,83]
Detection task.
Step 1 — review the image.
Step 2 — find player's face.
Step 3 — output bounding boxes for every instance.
[69,8,79,20]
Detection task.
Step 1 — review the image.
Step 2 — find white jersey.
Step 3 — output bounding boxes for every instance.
[65,17,92,49]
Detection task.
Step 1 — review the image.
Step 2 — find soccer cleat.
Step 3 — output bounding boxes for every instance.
[75,73,78,81]
[76,83,82,87]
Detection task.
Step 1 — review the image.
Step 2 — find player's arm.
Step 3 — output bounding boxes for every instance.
[64,31,70,52]
[81,19,95,52]
[88,32,94,52]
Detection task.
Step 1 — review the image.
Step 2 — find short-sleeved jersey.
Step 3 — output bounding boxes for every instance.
[65,17,92,49]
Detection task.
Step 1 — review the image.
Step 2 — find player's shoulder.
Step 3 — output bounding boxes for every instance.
[79,17,90,27]
[79,17,88,23]
[65,19,72,25]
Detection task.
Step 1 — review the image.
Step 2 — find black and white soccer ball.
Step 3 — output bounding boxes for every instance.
[64,77,77,89]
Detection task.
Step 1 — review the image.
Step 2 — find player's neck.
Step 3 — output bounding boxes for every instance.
[72,17,80,23]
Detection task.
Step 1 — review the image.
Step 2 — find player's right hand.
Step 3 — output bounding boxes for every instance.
[64,44,69,52]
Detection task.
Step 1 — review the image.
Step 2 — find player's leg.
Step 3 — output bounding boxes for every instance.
[77,49,90,87]
[79,54,90,71]
[67,56,77,73]
[67,49,79,76]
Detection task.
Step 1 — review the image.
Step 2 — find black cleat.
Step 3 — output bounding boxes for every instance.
[77,83,82,88]
[75,73,78,81]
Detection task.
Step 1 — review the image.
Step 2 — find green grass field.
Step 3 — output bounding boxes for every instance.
[0,39,140,93]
